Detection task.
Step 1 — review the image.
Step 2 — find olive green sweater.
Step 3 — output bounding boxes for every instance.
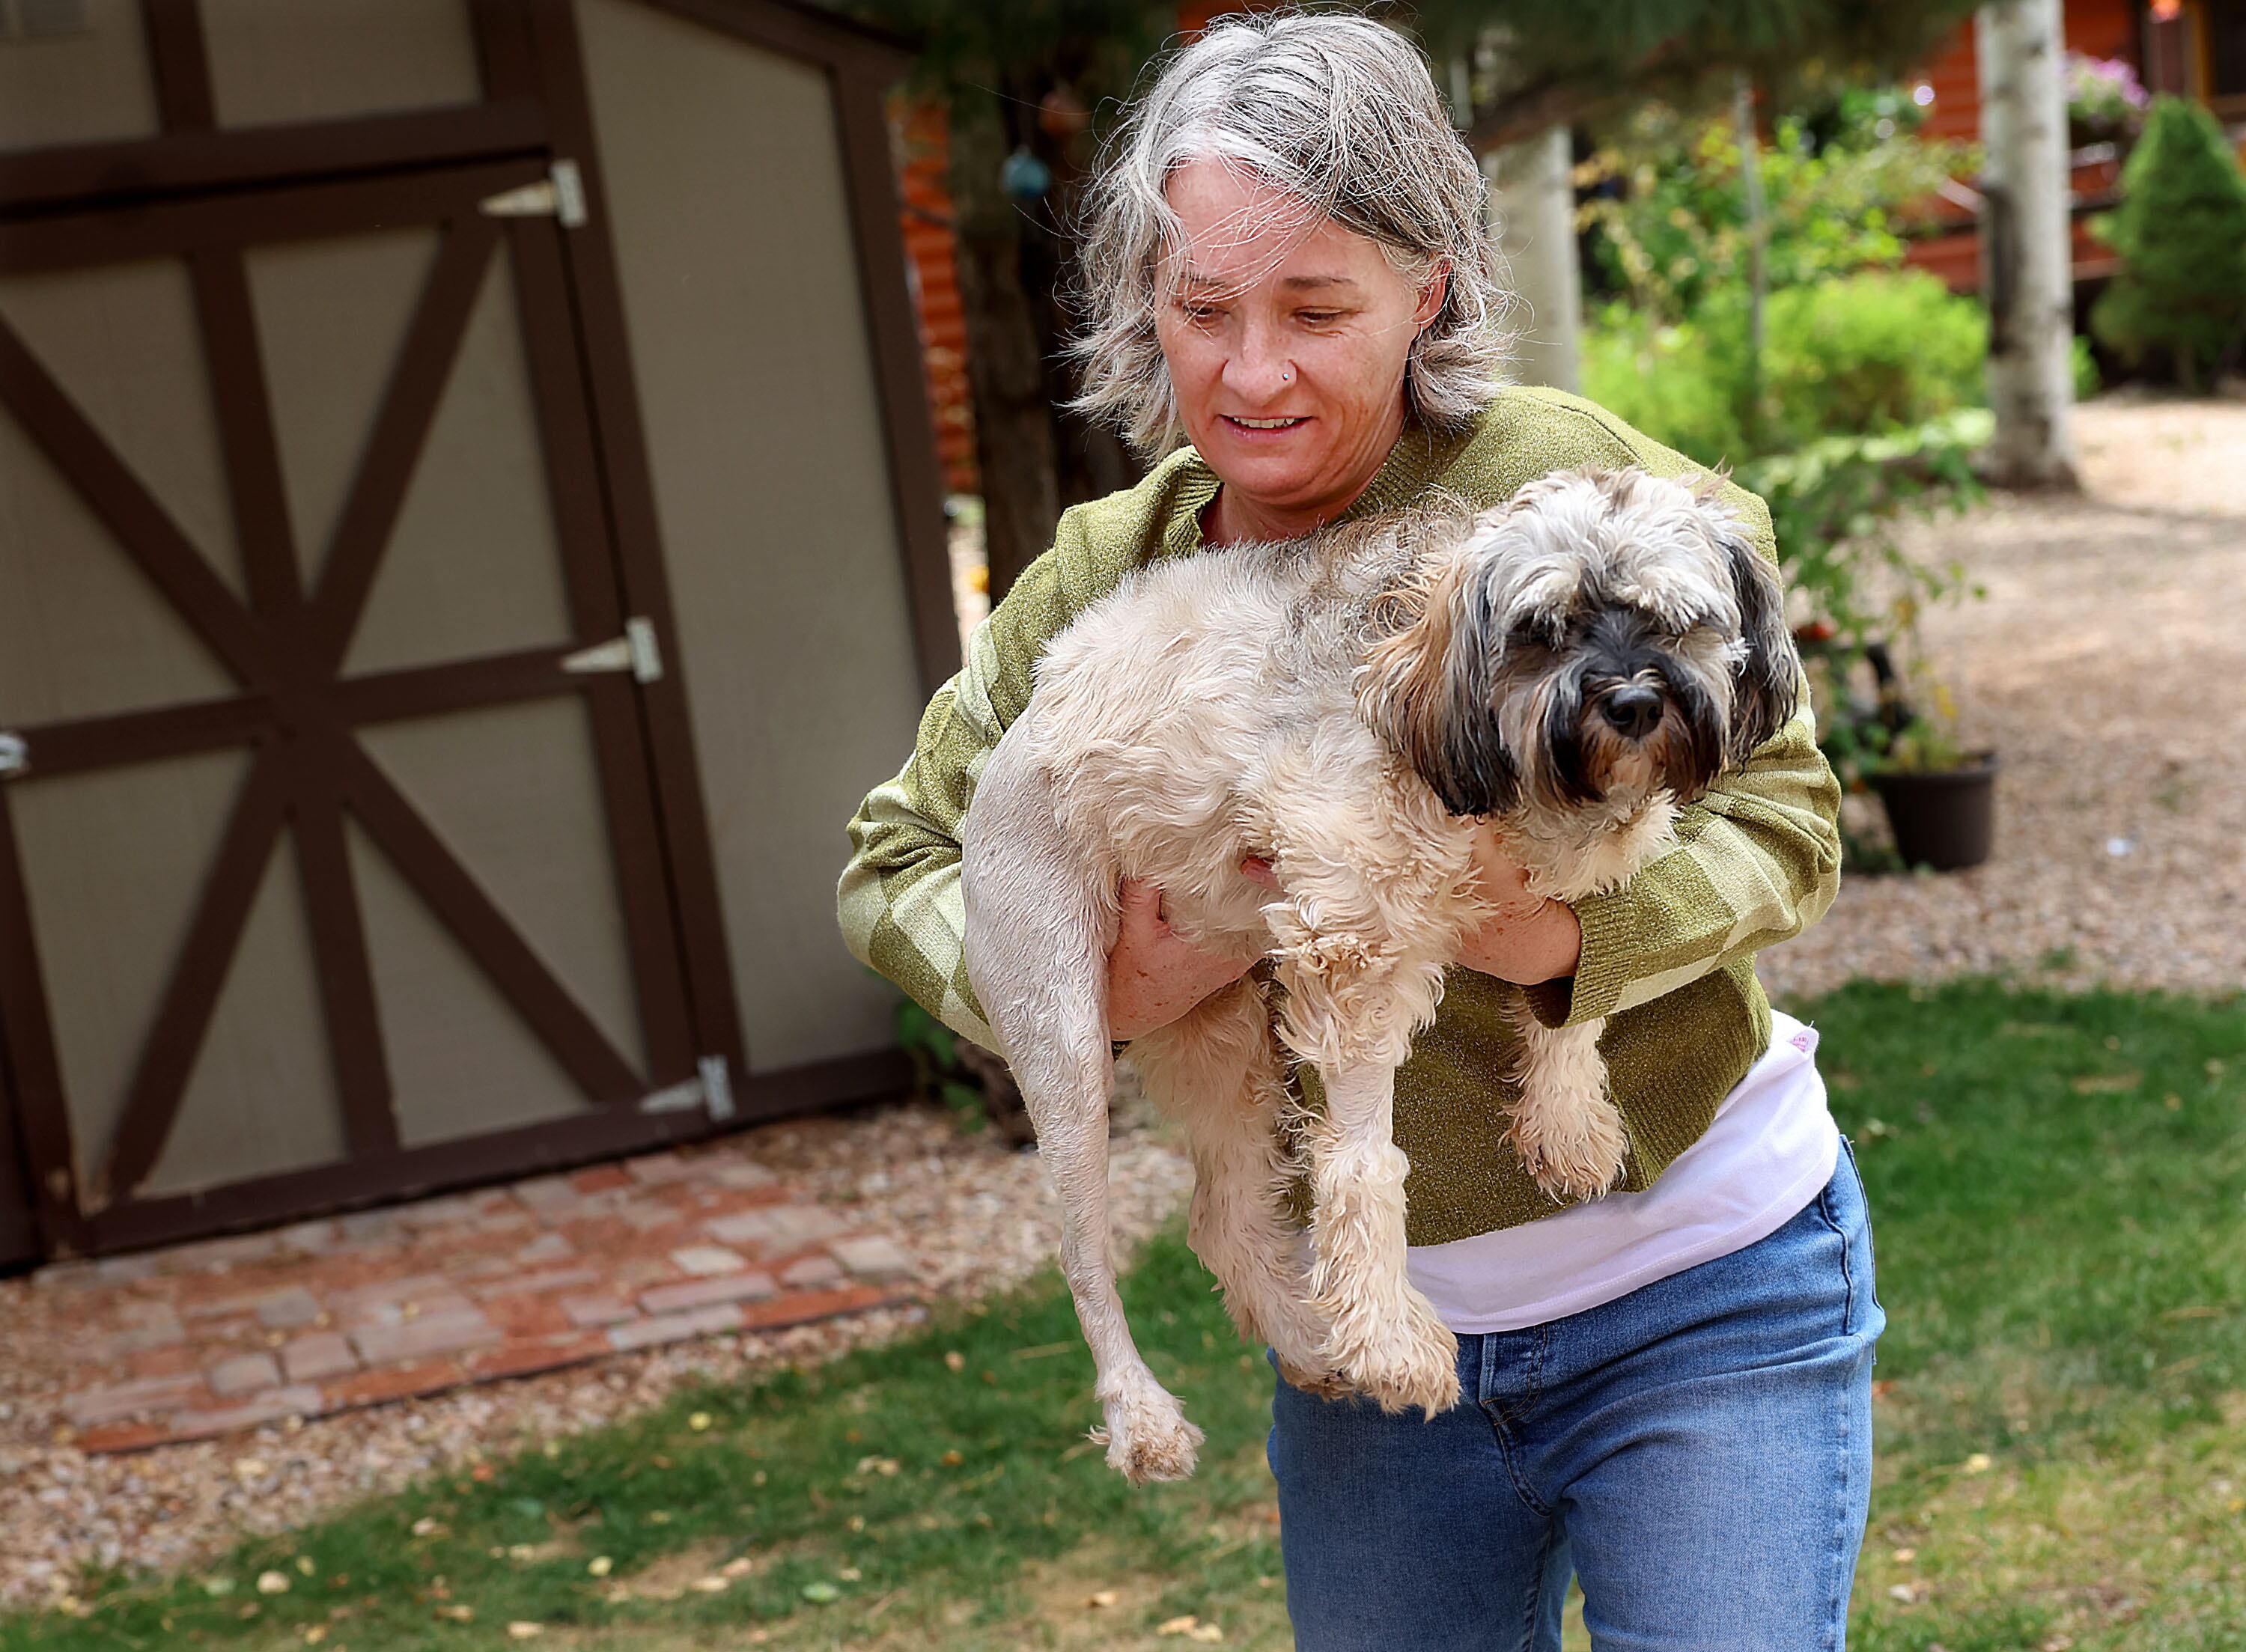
[839,387,1842,1246]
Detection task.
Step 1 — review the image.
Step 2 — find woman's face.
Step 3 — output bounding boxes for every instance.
[1154,159,1446,540]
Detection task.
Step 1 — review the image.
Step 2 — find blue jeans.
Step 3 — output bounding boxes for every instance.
[1268,1141,1884,1651]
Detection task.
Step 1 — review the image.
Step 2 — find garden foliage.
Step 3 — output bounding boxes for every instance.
[1574,96,2014,781]
[2090,95,2246,391]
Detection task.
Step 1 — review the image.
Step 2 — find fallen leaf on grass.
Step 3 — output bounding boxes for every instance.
[1963,1453,1993,1475]
[302,1629,326,1645]
[256,1572,290,1596]
[721,1557,756,1579]
[802,1582,842,1603]
[587,1556,612,1577]
[410,1517,446,1538]
[506,1624,544,1640]
[433,1604,474,1623]
[689,1412,713,1430]
[691,1576,729,1594]
[944,1350,966,1372]
[1086,1589,1120,1609]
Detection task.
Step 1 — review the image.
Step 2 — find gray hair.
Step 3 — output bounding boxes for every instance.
[1068,10,1513,454]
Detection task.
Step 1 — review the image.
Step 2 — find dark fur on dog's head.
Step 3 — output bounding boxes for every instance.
[1358,467,1799,819]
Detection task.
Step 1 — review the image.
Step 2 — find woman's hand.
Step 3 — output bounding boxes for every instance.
[1106,866,1270,1041]
[1454,836,1583,986]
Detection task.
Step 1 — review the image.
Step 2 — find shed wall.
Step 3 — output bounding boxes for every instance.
[572,0,933,1075]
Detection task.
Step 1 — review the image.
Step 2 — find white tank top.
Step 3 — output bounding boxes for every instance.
[1404,1009,1840,1334]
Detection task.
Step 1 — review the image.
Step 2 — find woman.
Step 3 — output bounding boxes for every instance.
[840,13,1880,1649]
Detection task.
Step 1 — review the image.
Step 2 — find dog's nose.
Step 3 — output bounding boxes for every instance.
[1601,685,1664,740]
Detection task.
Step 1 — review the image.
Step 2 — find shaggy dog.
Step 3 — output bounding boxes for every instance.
[960,468,1798,1482]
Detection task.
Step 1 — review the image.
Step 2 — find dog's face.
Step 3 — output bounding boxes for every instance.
[1360,469,1799,818]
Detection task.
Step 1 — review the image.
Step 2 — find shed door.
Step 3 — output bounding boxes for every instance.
[0,158,727,1254]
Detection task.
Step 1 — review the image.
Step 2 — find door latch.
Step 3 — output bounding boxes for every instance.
[561,616,663,683]
[479,159,588,228]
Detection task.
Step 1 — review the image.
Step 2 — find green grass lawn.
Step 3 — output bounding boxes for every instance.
[8,979,2243,1652]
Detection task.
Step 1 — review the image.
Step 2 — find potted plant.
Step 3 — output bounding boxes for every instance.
[1748,412,1997,871]
[1860,671,1999,872]
[2063,52,2149,153]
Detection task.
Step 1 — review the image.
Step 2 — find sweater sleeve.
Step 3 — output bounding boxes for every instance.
[836,542,1079,1052]
[1518,689,1842,1029]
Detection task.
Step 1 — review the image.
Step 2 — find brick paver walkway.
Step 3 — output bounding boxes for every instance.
[42,1144,913,1453]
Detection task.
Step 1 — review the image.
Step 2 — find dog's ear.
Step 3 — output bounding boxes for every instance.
[1718,529,1801,763]
[1360,552,1521,817]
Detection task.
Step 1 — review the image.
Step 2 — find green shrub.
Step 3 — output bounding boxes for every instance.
[1581,270,1988,468]
[1581,101,1972,325]
[2090,95,2246,390]
[1757,270,1987,448]
[1579,302,1753,465]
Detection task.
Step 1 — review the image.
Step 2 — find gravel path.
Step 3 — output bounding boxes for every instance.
[1759,392,2246,1005]
[7,394,2236,1612]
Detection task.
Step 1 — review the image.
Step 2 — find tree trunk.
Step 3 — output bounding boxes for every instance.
[946,86,1142,605]
[948,96,1062,603]
[1976,0,2079,487]
[1483,126,1582,394]
[1735,74,1769,446]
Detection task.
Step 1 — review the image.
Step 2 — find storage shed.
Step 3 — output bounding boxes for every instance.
[0,0,958,1266]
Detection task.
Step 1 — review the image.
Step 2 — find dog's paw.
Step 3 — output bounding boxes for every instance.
[1320,1294,1461,1418]
[1095,1386,1204,1484]
[1273,1356,1354,1400]
[1513,1097,1628,1203]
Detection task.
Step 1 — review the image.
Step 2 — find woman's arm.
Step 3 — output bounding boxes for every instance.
[1460,697,1842,1025]
[839,552,1068,1052]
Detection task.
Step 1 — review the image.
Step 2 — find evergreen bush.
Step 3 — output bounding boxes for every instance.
[2090,96,2246,391]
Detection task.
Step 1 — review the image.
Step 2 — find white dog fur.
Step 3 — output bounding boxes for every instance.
[960,467,1798,1483]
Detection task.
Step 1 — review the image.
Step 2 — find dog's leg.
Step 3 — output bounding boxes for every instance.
[1259,832,1464,1416]
[1504,1002,1629,1201]
[1130,978,1333,1389]
[1300,1057,1461,1415]
[964,755,1201,1484]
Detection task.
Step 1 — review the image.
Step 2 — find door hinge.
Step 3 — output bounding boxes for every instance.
[480,159,588,228]
[0,733,25,778]
[636,1056,737,1123]
[561,616,663,683]
[699,1055,737,1123]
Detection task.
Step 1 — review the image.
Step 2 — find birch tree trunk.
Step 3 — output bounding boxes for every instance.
[1976,0,2079,487]
[1484,127,1581,394]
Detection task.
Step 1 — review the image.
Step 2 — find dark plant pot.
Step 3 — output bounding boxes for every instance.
[1869,752,1999,872]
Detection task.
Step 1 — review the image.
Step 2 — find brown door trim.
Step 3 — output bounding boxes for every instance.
[830,65,964,698]
[514,0,751,1090]
[72,1043,910,1257]
[0,160,694,1238]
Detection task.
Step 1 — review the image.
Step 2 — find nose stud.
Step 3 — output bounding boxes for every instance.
[1281,368,1293,382]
